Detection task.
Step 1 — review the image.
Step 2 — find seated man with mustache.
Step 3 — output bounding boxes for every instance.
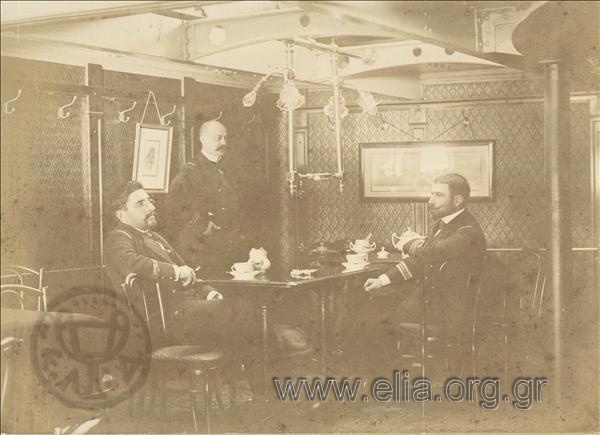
[104,181,309,389]
[363,173,486,377]
[104,180,225,346]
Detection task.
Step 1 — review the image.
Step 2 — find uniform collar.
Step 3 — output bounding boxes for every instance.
[200,149,222,164]
[441,208,465,224]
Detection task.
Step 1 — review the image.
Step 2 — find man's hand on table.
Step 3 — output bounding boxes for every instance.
[364,278,384,293]
[363,274,391,294]
[206,289,223,300]
[176,265,196,286]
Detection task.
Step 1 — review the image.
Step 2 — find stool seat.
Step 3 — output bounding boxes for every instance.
[152,346,224,363]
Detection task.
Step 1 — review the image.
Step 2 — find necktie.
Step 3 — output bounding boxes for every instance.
[144,232,173,260]
[433,220,445,237]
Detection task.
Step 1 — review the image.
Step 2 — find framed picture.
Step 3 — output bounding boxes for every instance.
[132,123,173,192]
[359,140,495,201]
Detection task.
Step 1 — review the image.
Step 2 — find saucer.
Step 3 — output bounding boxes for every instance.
[342,262,369,270]
[226,270,261,280]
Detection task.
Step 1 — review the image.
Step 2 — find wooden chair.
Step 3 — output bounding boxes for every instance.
[1,265,47,431]
[504,250,548,375]
[395,269,483,381]
[1,265,47,311]
[474,250,548,382]
[121,273,228,433]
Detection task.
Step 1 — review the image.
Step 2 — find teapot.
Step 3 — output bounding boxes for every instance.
[248,247,271,271]
[349,239,376,254]
[391,227,425,255]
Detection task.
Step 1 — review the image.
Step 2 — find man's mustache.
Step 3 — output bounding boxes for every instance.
[145,212,157,220]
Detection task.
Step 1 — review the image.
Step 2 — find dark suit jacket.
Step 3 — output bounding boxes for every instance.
[165,153,247,274]
[385,209,486,344]
[104,222,210,334]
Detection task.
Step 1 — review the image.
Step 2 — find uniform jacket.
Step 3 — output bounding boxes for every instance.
[385,209,486,344]
[104,222,210,334]
[165,153,246,274]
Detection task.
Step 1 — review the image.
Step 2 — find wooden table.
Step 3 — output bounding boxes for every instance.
[1,308,103,331]
[202,263,380,396]
[1,308,105,433]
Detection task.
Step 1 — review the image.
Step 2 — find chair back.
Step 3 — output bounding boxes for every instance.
[1,265,47,311]
[121,274,234,347]
[504,250,547,321]
[122,273,166,332]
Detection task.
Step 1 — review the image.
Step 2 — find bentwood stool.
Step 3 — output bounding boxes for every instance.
[122,274,227,433]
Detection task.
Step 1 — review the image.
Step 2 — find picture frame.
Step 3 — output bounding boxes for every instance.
[359,140,495,201]
[132,123,173,193]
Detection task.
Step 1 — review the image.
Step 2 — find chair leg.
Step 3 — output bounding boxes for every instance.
[190,393,199,433]
[204,376,211,434]
[127,393,135,417]
[211,377,224,411]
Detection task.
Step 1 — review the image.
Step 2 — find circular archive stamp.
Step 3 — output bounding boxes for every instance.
[30,286,152,409]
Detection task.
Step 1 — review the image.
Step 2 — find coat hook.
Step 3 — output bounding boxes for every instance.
[57,96,78,119]
[242,114,256,130]
[118,101,137,123]
[3,89,22,114]
[160,105,177,125]
[213,110,223,121]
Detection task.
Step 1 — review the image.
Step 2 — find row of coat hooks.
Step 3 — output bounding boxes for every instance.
[3,88,258,130]
[2,89,177,125]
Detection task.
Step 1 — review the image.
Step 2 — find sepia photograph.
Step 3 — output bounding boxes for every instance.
[1,1,599,434]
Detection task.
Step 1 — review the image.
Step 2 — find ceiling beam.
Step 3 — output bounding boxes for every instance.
[183,7,396,60]
[291,1,542,73]
[154,10,206,21]
[0,1,226,32]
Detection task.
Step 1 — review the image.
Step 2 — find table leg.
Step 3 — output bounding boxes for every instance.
[261,305,268,400]
[320,292,326,375]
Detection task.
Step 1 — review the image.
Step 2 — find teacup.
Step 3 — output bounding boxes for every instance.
[346,253,368,265]
[231,262,254,274]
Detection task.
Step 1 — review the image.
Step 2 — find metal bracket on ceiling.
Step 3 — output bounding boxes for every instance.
[475,7,522,55]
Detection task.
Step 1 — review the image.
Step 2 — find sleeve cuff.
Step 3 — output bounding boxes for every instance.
[394,261,413,280]
[378,274,391,286]
[173,264,180,282]
[151,260,159,279]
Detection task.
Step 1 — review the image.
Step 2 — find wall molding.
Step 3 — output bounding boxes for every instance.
[420,67,539,85]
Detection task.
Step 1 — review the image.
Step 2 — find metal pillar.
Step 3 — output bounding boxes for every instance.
[542,60,571,404]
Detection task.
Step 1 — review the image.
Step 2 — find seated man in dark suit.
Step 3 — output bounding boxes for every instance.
[364,173,486,376]
[104,181,225,346]
[104,181,309,363]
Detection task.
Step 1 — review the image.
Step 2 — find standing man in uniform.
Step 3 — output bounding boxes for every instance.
[166,120,248,276]
[165,119,311,360]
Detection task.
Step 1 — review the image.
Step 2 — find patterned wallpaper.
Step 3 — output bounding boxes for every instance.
[272,80,594,251]
[423,78,543,100]
[101,69,184,236]
[1,57,91,269]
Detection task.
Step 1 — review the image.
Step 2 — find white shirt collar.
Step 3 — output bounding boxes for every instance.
[124,222,149,235]
[201,149,222,164]
[441,208,465,224]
